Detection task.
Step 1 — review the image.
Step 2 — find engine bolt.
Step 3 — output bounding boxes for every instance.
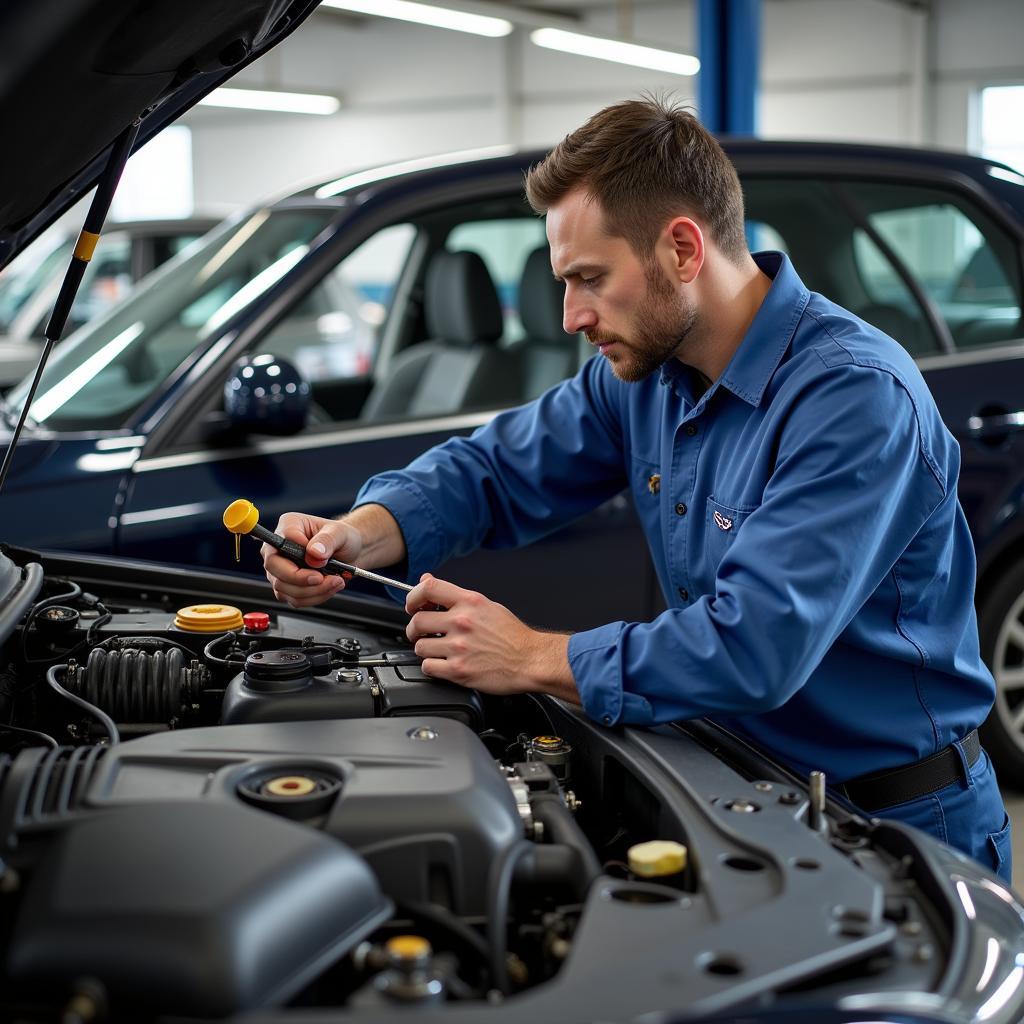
[726,799,759,813]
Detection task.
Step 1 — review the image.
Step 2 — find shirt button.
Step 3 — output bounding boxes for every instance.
[601,714,612,725]
[678,587,689,601]
[675,502,687,516]
[686,424,698,436]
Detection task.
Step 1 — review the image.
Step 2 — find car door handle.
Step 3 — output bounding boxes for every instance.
[966,411,1024,440]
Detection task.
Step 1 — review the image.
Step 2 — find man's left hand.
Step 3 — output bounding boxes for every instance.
[405,574,578,702]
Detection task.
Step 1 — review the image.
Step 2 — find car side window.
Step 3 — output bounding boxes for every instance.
[255,223,416,386]
[742,177,944,357]
[841,181,1023,352]
[446,218,548,341]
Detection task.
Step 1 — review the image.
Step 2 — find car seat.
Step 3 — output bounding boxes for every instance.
[360,249,521,421]
[511,246,579,401]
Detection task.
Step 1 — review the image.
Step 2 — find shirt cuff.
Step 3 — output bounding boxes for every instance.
[353,477,447,601]
[568,623,626,727]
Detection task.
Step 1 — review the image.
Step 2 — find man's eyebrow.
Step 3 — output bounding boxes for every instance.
[552,262,604,282]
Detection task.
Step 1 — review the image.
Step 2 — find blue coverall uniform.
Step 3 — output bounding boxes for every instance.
[356,251,1012,881]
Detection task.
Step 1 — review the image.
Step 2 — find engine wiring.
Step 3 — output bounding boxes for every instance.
[45,663,119,745]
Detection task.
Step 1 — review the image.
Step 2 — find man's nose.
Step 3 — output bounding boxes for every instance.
[563,291,597,335]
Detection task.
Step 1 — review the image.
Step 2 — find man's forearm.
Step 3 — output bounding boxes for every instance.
[340,503,407,568]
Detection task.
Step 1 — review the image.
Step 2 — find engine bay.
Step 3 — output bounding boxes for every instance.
[0,544,1020,1024]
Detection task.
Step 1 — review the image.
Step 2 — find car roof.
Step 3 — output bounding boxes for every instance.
[282,138,1024,224]
[0,0,322,271]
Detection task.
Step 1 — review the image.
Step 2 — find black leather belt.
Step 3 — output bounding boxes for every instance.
[839,729,981,813]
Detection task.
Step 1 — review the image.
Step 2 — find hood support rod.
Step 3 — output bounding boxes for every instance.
[0,119,140,496]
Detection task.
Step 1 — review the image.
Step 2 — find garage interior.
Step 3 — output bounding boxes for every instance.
[2,0,1024,994]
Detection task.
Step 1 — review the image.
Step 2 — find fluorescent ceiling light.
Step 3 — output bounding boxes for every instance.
[321,0,512,37]
[198,88,340,115]
[530,28,699,76]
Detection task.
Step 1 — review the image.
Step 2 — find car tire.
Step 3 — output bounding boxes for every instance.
[978,560,1024,790]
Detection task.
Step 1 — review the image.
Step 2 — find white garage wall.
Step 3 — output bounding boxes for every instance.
[186,0,1024,215]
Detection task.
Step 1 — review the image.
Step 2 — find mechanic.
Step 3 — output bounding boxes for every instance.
[263,98,1011,881]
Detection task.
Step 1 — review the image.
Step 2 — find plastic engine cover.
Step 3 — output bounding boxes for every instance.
[8,801,391,1016]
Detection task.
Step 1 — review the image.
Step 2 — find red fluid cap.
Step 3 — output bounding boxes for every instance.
[243,612,271,633]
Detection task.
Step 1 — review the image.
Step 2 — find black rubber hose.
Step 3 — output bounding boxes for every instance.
[486,840,533,995]
[394,899,491,969]
[530,792,602,884]
[46,664,119,745]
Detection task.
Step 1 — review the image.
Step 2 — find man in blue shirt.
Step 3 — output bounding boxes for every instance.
[263,99,1011,880]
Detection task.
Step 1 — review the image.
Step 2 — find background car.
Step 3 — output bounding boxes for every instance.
[3,141,1024,780]
[0,217,217,390]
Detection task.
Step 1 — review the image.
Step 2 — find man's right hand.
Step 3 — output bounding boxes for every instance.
[262,512,363,608]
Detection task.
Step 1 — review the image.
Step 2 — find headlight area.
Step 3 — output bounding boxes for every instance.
[0,549,1018,1023]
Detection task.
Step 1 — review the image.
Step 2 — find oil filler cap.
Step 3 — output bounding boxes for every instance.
[175,604,245,632]
[627,840,688,878]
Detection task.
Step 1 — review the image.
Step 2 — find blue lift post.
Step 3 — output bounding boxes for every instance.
[697,0,761,136]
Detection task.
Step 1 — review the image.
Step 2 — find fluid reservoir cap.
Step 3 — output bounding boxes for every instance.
[223,499,259,535]
[175,604,245,632]
[627,840,688,878]
[243,611,271,633]
[386,935,432,964]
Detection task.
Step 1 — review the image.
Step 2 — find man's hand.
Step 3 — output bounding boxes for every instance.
[262,504,406,609]
[262,512,362,608]
[405,574,578,702]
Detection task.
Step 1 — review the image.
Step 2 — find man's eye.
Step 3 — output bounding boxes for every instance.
[581,275,602,289]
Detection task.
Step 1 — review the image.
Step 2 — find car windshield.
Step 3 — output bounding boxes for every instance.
[6,206,336,431]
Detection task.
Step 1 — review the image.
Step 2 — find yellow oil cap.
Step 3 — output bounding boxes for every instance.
[385,935,432,962]
[264,776,317,797]
[627,840,688,878]
[174,604,245,633]
[223,499,259,535]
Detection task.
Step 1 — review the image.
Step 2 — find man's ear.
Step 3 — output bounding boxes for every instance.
[665,217,704,284]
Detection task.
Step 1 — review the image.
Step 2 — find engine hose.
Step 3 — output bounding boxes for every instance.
[513,844,591,901]
[529,792,602,885]
[46,664,119,745]
[486,840,533,995]
[64,648,207,723]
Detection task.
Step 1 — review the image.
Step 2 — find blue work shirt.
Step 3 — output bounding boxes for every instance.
[355,252,996,785]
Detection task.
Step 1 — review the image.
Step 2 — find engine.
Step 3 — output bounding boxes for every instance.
[0,554,647,1021]
[3,548,988,1024]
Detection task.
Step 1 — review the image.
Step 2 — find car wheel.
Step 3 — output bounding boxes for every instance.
[978,560,1024,789]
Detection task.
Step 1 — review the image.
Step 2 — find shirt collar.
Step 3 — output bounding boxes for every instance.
[659,251,810,409]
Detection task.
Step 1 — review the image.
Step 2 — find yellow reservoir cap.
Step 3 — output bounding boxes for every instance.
[627,840,688,878]
[385,935,432,961]
[223,499,259,535]
[174,604,245,633]
[264,775,317,797]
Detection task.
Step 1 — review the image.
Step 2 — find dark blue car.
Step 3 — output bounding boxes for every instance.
[4,140,1024,776]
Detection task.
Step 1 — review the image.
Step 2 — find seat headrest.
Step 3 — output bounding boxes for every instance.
[425,250,504,346]
[519,246,567,344]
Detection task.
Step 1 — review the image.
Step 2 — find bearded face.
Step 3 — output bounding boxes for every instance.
[584,259,699,383]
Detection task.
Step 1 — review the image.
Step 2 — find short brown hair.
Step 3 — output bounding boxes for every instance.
[525,96,747,263]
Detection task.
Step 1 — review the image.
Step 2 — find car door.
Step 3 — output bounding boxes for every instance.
[118,197,657,633]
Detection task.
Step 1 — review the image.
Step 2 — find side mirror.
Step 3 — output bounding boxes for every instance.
[223,353,311,437]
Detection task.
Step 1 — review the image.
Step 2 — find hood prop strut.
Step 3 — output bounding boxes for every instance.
[0,119,140,497]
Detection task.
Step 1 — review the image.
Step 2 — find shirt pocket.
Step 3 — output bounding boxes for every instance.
[705,496,757,571]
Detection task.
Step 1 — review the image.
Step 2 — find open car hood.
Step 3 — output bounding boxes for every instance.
[0,0,321,270]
